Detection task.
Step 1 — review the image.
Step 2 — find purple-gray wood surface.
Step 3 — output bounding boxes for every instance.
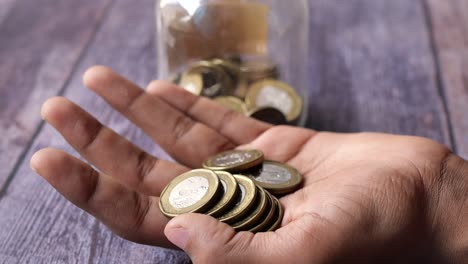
[0,0,466,263]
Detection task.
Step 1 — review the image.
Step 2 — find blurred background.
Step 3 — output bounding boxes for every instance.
[0,0,466,262]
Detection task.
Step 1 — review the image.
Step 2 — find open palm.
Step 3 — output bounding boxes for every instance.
[31,66,451,263]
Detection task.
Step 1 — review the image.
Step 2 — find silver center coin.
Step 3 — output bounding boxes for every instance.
[254,163,292,184]
[212,152,254,167]
[168,176,209,209]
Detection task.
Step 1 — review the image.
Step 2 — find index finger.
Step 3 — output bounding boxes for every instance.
[83,66,236,168]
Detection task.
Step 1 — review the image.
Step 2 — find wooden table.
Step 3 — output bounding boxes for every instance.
[0,0,466,262]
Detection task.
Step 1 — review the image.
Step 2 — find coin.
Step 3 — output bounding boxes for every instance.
[206,171,239,217]
[266,195,283,232]
[212,58,241,77]
[232,186,269,231]
[240,58,279,83]
[249,191,277,233]
[214,96,248,114]
[247,106,288,125]
[203,149,264,172]
[234,77,249,99]
[159,169,221,218]
[245,79,302,122]
[244,160,302,195]
[168,73,181,84]
[178,72,203,95]
[187,61,233,98]
[218,175,257,224]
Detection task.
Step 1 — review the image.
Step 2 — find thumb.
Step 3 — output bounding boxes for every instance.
[164,213,260,263]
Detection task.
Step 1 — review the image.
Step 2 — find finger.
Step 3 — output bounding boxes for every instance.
[83,66,235,167]
[164,212,340,263]
[146,80,272,145]
[30,148,175,248]
[41,97,188,195]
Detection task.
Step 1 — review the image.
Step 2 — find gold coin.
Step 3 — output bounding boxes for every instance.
[212,58,241,82]
[206,171,239,217]
[186,61,232,98]
[244,160,302,195]
[232,186,269,231]
[247,106,288,125]
[214,96,248,114]
[245,79,302,122]
[168,73,181,84]
[240,58,278,83]
[178,72,203,95]
[249,191,277,233]
[218,175,257,224]
[159,169,221,218]
[203,149,264,172]
[266,195,283,232]
[212,58,241,76]
[234,77,249,99]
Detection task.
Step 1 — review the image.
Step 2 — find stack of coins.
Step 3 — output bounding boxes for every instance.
[171,57,303,125]
[159,150,302,233]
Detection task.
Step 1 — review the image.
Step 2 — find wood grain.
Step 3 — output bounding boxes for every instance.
[426,0,468,158]
[0,0,112,188]
[0,0,458,263]
[306,0,451,147]
[0,0,190,262]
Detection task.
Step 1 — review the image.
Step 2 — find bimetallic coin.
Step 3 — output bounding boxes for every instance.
[212,58,241,77]
[206,171,239,217]
[185,61,232,98]
[240,58,279,83]
[245,79,302,122]
[214,96,248,114]
[266,195,283,232]
[159,169,221,218]
[249,191,277,233]
[245,160,302,195]
[232,186,269,231]
[168,73,181,84]
[247,106,288,125]
[203,149,264,172]
[178,72,203,95]
[218,175,257,224]
[234,77,249,99]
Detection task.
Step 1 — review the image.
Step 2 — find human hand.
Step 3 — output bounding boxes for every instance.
[31,66,468,263]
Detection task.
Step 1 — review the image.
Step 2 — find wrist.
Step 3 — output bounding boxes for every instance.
[431,154,468,262]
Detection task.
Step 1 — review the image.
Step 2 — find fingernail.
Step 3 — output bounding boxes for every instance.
[165,225,189,250]
[30,153,39,173]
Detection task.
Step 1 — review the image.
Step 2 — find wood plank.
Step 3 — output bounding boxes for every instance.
[0,0,190,262]
[425,0,468,158]
[306,0,451,147]
[0,0,16,25]
[0,0,453,263]
[0,0,112,188]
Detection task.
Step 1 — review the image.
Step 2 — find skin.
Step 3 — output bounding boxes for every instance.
[30,66,468,263]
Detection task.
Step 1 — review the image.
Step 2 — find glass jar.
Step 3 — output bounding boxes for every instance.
[155,0,309,126]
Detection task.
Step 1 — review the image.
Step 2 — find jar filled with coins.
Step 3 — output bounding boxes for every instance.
[155,0,310,126]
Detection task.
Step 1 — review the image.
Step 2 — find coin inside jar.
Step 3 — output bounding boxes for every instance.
[240,57,279,83]
[247,106,288,125]
[186,61,232,97]
[206,171,239,217]
[244,160,302,195]
[159,169,221,218]
[218,175,257,224]
[203,149,264,172]
[245,79,302,122]
[214,96,248,114]
[178,72,203,95]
